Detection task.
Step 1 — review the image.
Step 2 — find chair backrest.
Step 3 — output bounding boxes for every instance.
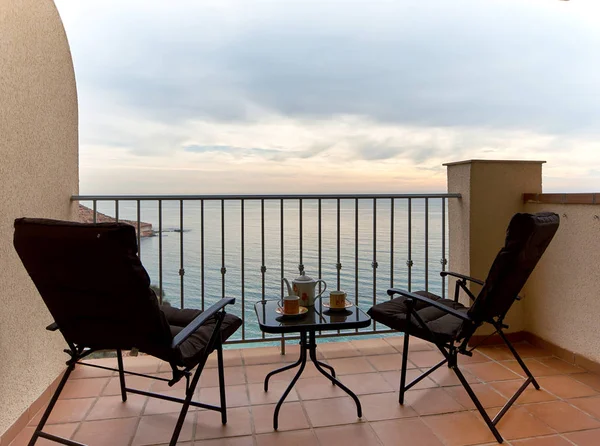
[467,212,559,325]
[13,218,172,351]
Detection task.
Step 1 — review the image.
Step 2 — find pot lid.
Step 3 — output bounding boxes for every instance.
[294,271,314,282]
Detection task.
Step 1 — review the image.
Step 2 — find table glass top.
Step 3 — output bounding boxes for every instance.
[254,298,372,334]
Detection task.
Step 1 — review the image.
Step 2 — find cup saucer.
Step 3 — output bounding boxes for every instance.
[275,306,308,318]
[321,300,353,311]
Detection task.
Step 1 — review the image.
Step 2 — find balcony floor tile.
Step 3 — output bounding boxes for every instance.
[524,401,600,433]
[483,406,555,440]
[73,417,139,446]
[131,412,194,445]
[255,429,318,446]
[536,375,598,399]
[252,402,309,434]
[564,428,600,446]
[317,341,360,359]
[303,396,364,427]
[87,394,147,420]
[314,423,381,446]
[365,353,416,372]
[422,411,496,446]
[511,435,573,446]
[8,423,78,446]
[370,418,444,446]
[9,340,600,446]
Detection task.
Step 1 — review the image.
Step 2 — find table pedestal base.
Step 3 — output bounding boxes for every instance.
[264,331,363,430]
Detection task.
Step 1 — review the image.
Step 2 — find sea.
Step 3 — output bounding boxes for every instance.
[84,198,449,345]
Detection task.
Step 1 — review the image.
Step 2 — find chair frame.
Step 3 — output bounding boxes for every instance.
[392,271,540,444]
[29,298,235,446]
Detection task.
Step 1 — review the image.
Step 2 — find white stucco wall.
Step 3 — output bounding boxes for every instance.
[0,0,78,436]
[523,203,600,365]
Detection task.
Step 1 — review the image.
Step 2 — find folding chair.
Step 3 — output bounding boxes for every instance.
[13,218,242,446]
[368,212,559,443]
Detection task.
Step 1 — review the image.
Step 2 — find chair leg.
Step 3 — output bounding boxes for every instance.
[497,329,540,389]
[451,364,504,443]
[28,363,76,446]
[170,311,226,445]
[116,349,128,402]
[170,364,203,446]
[216,342,227,424]
[399,331,410,404]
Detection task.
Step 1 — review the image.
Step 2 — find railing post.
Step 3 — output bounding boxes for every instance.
[445,160,544,334]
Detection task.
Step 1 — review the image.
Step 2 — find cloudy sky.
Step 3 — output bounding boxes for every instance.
[55,0,600,194]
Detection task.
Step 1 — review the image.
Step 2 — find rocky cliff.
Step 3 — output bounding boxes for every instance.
[78,204,154,237]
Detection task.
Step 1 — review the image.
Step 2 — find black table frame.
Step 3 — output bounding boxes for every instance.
[265,330,363,429]
[254,299,371,430]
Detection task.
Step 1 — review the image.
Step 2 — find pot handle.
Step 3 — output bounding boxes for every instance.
[282,278,293,296]
[315,280,327,299]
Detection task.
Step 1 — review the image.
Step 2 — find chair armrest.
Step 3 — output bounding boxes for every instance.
[386,288,473,322]
[171,297,236,349]
[440,271,484,286]
[46,322,59,331]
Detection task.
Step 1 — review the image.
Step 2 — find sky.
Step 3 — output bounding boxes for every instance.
[54,0,600,194]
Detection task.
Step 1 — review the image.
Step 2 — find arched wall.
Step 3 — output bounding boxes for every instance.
[0,0,78,437]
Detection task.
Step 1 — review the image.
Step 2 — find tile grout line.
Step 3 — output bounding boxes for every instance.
[242,354,258,444]
[239,348,260,446]
[241,351,258,446]
[127,361,159,446]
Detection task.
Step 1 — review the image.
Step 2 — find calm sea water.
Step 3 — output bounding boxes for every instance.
[85,199,449,343]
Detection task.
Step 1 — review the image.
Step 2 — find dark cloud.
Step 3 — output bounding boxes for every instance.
[57,0,600,173]
[63,0,600,136]
[357,143,402,161]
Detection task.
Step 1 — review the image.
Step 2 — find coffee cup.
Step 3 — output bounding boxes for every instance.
[329,291,347,309]
[279,295,300,314]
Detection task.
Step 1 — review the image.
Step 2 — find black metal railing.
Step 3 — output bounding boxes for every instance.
[72,193,460,345]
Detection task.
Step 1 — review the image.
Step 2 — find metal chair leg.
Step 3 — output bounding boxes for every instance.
[216,342,227,424]
[116,349,127,402]
[28,363,76,446]
[170,312,226,445]
[169,363,203,446]
[497,329,540,389]
[399,331,411,404]
[451,365,504,443]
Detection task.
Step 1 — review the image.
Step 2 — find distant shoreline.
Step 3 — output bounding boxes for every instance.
[78,204,155,237]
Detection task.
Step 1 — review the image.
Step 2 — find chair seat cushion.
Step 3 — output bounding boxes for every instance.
[158,304,242,368]
[368,291,468,343]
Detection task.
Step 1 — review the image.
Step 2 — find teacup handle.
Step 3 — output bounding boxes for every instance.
[315,280,327,299]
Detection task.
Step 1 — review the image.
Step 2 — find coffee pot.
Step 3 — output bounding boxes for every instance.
[282,272,327,307]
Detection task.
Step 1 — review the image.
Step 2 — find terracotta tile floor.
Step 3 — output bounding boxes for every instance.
[10,338,600,446]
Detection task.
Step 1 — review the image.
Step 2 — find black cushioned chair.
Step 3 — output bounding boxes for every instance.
[368,212,559,443]
[13,218,242,446]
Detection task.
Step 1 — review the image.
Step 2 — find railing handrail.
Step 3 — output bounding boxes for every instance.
[72,193,461,201]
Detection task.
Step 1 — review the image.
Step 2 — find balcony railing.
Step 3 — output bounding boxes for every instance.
[72,193,460,345]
